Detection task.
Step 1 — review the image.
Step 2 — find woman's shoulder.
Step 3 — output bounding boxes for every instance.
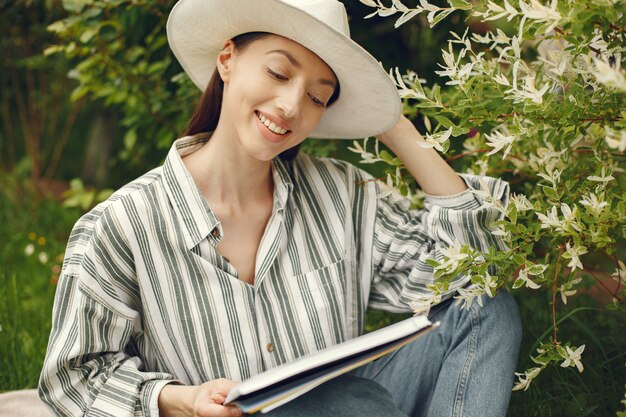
[63,167,164,271]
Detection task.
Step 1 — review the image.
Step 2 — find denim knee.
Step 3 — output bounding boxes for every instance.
[479,290,523,350]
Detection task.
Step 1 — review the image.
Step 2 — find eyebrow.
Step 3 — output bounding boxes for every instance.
[266,49,337,88]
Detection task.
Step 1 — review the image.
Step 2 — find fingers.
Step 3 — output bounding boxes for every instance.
[196,402,243,417]
[193,378,243,417]
[207,378,240,396]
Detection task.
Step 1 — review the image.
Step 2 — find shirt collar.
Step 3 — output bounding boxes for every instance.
[162,134,294,250]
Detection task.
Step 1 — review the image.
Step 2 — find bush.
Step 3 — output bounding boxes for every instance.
[359,0,625,412]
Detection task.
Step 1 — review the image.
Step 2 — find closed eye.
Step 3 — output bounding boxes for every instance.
[266,67,288,81]
[309,94,325,107]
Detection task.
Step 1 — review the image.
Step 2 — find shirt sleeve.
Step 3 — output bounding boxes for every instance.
[38,209,180,417]
[368,173,510,312]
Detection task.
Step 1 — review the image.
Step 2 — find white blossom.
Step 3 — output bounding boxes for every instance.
[388,67,428,100]
[593,57,626,92]
[38,252,49,264]
[25,243,35,256]
[493,73,511,86]
[586,167,615,184]
[468,177,507,213]
[377,172,406,201]
[560,203,583,232]
[510,193,534,211]
[435,43,475,86]
[536,205,561,230]
[579,192,608,215]
[409,299,431,316]
[559,277,582,304]
[454,286,486,309]
[537,167,562,187]
[604,126,626,152]
[518,268,541,289]
[415,284,443,307]
[348,139,381,164]
[536,203,582,232]
[477,0,519,21]
[438,240,470,272]
[611,260,626,285]
[560,344,586,373]
[563,242,587,271]
[529,142,566,173]
[483,272,498,297]
[513,367,542,391]
[485,130,516,158]
[507,76,551,104]
[518,0,561,33]
[418,128,453,152]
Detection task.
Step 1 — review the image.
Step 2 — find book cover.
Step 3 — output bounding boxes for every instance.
[225,315,436,414]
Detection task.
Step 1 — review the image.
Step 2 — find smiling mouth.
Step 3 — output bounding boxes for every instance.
[256,111,290,135]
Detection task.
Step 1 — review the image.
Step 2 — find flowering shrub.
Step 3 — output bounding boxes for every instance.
[358,0,625,396]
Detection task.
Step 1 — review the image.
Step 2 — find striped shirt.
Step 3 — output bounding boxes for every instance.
[39,134,510,417]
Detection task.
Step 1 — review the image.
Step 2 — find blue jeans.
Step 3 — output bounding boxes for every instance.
[265,291,522,417]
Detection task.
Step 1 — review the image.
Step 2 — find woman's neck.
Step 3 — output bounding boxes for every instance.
[181,129,274,212]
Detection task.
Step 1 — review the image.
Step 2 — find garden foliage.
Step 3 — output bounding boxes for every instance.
[357,0,625,399]
[40,0,626,414]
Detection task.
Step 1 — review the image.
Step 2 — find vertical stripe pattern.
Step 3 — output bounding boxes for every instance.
[39,134,510,416]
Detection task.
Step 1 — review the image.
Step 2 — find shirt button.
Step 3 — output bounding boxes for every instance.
[266,343,274,353]
[211,228,220,238]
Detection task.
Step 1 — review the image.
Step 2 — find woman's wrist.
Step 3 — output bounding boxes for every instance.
[158,383,196,417]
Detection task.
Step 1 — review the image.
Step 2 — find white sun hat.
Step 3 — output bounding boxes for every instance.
[166,0,401,139]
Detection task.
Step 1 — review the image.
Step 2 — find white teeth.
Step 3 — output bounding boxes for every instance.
[257,112,288,135]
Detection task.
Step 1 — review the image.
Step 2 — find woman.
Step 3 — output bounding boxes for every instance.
[39,0,522,416]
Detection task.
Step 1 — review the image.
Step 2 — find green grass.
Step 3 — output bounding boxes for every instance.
[0,174,80,391]
[508,290,625,416]
[0,175,624,415]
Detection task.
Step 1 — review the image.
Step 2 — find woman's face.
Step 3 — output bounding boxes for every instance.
[216,34,337,161]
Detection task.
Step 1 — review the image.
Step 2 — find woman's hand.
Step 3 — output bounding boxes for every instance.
[158,379,243,417]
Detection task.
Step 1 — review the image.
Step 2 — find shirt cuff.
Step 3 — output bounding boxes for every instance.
[140,379,183,417]
[423,188,478,209]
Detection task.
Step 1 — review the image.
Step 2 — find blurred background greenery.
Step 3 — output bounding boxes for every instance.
[0,1,623,416]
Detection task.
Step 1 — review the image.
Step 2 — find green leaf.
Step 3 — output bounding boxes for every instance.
[447,0,471,9]
[43,45,65,56]
[124,129,137,150]
[508,204,518,224]
[62,0,87,13]
[513,278,526,289]
[542,186,560,201]
[429,9,453,28]
[527,263,548,276]
[46,20,67,34]
[79,26,99,43]
[433,85,442,105]
[434,115,455,129]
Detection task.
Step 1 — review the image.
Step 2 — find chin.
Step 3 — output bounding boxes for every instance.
[244,142,284,162]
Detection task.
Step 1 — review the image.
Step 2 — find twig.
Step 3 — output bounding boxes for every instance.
[445,149,490,161]
[583,268,624,303]
[44,100,83,179]
[572,148,626,158]
[612,252,623,295]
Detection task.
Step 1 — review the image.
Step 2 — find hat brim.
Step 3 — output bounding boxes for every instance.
[167,0,401,139]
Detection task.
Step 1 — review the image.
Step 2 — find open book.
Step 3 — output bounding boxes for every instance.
[225,315,437,414]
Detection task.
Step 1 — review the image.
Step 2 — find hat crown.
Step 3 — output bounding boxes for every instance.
[280,0,350,36]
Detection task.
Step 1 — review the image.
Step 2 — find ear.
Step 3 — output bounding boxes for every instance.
[216,40,236,83]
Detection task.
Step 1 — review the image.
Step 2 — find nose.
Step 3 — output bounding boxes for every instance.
[276,85,304,120]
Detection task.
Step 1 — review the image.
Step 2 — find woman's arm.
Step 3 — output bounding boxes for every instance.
[376,115,468,196]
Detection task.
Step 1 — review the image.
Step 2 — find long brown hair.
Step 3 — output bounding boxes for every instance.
[182,32,340,161]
